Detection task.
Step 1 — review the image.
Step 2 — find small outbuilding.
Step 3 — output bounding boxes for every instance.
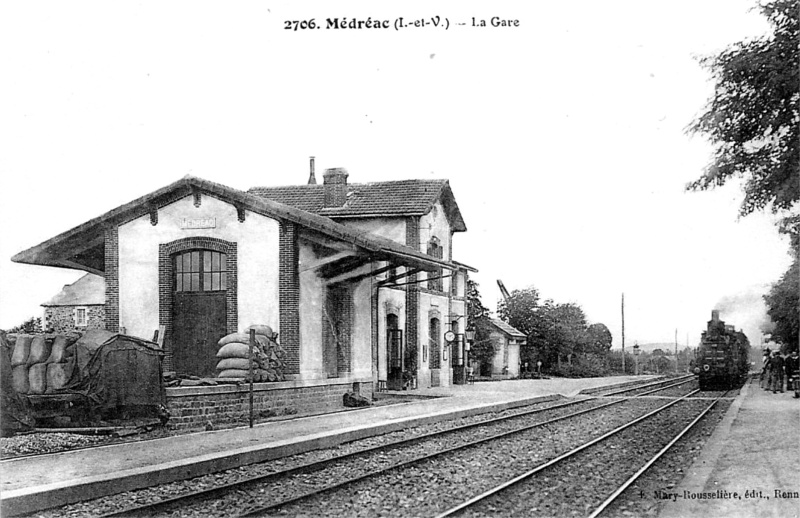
[483,319,527,378]
[41,274,106,333]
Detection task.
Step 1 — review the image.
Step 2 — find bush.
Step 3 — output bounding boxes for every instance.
[5,317,42,335]
[550,354,610,378]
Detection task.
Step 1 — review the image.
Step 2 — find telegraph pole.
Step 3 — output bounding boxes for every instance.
[675,328,678,374]
[621,293,625,373]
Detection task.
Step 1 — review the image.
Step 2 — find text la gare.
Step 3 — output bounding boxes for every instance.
[473,17,520,27]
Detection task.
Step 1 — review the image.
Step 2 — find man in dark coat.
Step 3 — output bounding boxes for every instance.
[769,351,785,393]
[786,350,799,398]
[760,349,771,390]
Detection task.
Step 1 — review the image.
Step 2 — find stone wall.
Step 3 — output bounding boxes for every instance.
[165,378,373,431]
[43,305,105,334]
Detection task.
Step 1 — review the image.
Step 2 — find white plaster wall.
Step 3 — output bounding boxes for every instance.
[508,343,520,377]
[351,279,373,378]
[419,201,453,291]
[117,194,279,340]
[341,218,406,243]
[491,331,506,374]
[450,299,466,321]
[452,271,465,298]
[298,242,325,379]
[419,291,451,388]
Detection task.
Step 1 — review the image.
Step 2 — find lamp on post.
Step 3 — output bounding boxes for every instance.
[465,328,476,343]
[633,342,640,376]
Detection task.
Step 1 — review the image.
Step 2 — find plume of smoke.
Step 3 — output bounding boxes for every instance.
[714,285,774,344]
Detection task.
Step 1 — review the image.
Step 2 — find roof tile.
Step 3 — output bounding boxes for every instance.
[42,273,105,306]
[249,179,455,218]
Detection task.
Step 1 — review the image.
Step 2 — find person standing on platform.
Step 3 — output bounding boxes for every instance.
[770,350,785,394]
[786,350,799,398]
[761,349,771,390]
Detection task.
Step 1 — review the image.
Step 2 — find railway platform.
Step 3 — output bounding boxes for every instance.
[1,375,649,516]
[659,378,800,518]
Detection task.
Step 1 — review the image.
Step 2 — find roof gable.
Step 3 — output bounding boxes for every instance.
[490,319,527,339]
[43,273,105,306]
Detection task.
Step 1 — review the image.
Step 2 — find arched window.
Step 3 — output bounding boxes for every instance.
[175,250,228,292]
[426,237,443,291]
[429,317,441,369]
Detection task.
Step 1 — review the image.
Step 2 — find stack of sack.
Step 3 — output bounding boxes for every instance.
[215,325,288,382]
[9,334,78,395]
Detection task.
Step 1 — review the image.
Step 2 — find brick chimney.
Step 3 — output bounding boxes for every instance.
[307,156,317,185]
[323,167,348,208]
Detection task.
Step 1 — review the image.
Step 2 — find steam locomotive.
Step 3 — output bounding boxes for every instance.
[694,310,750,390]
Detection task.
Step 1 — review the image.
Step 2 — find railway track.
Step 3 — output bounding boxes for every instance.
[434,390,728,517]
[1,376,690,464]
[88,378,699,517]
[595,374,695,396]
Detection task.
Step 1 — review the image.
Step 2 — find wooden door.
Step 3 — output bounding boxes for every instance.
[172,250,228,377]
[387,313,403,390]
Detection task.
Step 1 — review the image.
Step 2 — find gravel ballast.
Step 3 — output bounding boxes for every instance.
[17,381,722,518]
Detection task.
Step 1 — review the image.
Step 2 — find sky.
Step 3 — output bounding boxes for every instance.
[0,0,792,348]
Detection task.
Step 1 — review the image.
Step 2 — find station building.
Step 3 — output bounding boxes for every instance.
[13,167,475,426]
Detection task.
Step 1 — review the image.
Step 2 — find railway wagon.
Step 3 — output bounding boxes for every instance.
[694,310,750,390]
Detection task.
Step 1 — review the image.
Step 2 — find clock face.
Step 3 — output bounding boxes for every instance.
[444,330,456,342]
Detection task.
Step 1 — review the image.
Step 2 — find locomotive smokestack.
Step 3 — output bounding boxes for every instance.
[711,309,720,322]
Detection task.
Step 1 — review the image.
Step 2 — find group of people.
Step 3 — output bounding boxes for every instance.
[761,349,800,397]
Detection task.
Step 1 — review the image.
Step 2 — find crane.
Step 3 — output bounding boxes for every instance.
[497,279,511,302]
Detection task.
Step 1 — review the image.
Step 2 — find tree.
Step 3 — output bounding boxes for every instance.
[585,323,613,354]
[687,0,799,217]
[498,286,543,368]
[510,297,589,370]
[466,278,490,322]
[764,255,799,350]
[466,279,495,367]
[548,303,589,365]
[497,286,541,336]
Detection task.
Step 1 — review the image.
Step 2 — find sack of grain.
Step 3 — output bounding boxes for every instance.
[28,363,48,395]
[244,324,276,339]
[11,335,33,367]
[45,362,74,393]
[216,342,252,359]
[216,368,250,379]
[218,332,248,346]
[12,365,29,394]
[216,357,252,371]
[27,336,53,365]
[46,335,73,363]
[218,332,270,348]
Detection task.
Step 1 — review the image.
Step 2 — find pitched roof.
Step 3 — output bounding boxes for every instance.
[248,179,467,231]
[42,273,105,306]
[490,319,527,339]
[12,176,466,275]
